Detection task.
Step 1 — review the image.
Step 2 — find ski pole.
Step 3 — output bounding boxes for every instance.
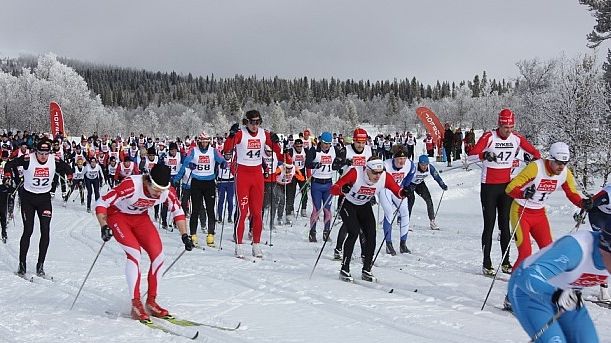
[306,193,334,229]
[481,200,528,310]
[434,190,445,218]
[70,241,106,310]
[529,310,564,342]
[309,196,345,280]
[292,180,310,227]
[570,208,587,234]
[142,249,187,299]
[218,189,228,251]
[372,198,404,265]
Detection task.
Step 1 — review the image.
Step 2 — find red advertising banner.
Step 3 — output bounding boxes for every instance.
[415,107,444,142]
[49,102,65,137]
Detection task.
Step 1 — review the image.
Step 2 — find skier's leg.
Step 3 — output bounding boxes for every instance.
[203,180,216,235]
[379,189,395,243]
[35,194,53,266]
[190,180,204,235]
[108,214,144,299]
[511,202,532,270]
[249,173,264,243]
[480,183,496,269]
[136,219,164,299]
[497,183,512,266]
[322,184,332,231]
[19,192,37,267]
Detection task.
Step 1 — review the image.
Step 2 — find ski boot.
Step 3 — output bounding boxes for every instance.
[322,230,332,242]
[191,234,199,247]
[206,234,215,247]
[62,191,68,198]
[277,217,284,226]
[284,217,292,225]
[234,244,245,258]
[399,240,411,254]
[482,265,496,277]
[17,262,26,276]
[300,209,307,217]
[503,295,513,312]
[599,284,611,303]
[252,243,263,258]
[1,231,6,244]
[386,242,397,256]
[361,268,377,283]
[216,218,222,224]
[339,269,353,282]
[131,298,150,321]
[50,192,55,198]
[86,207,91,213]
[36,263,45,277]
[430,219,440,230]
[227,217,233,224]
[333,248,342,260]
[501,262,513,274]
[146,297,169,318]
[161,223,168,231]
[308,229,317,242]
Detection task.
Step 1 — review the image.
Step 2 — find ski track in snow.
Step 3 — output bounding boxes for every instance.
[1,160,610,342]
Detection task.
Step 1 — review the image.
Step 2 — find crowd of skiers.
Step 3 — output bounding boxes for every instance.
[2,107,610,342]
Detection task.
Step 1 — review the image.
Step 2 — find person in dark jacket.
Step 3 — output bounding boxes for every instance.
[443,123,454,167]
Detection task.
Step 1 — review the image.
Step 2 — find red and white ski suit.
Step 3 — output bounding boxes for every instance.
[95,175,185,299]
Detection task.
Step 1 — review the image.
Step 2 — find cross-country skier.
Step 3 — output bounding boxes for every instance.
[115,157,140,183]
[5,139,73,277]
[273,155,305,225]
[286,138,308,218]
[305,131,342,243]
[95,164,194,322]
[223,110,283,258]
[406,155,447,230]
[507,226,611,342]
[0,171,15,243]
[380,146,416,255]
[216,151,235,224]
[174,132,225,247]
[588,184,611,302]
[159,142,182,230]
[330,157,409,282]
[505,142,591,270]
[468,108,541,276]
[84,157,105,213]
[333,128,372,258]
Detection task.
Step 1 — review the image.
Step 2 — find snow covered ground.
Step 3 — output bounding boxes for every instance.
[1,157,610,342]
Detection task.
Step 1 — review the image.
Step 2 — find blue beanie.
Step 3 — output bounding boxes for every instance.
[320,132,333,143]
[418,155,429,164]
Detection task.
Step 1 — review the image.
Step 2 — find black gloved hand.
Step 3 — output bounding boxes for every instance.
[399,187,410,198]
[581,197,593,211]
[440,183,448,191]
[523,184,536,200]
[341,184,352,194]
[182,234,194,251]
[552,289,582,312]
[483,151,497,162]
[271,133,280,144]
[345,159,353,167]
[311,162,321,170]
[101,225,113,242]
[369,196,377,205]
[229,123,240,137]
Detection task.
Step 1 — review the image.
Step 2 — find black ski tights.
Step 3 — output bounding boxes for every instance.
[19,190,52,268]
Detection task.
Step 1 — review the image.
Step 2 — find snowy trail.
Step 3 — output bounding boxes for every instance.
[1,164,610,342]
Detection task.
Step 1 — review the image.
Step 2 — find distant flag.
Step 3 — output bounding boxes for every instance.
[49,102,65,137]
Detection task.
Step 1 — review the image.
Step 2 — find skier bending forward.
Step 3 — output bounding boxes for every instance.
[95,164,195,322]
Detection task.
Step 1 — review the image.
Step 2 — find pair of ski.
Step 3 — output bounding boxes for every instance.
[111,311,241,340]
[14,272,55,283]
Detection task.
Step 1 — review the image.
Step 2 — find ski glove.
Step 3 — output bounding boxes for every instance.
[369,196,377,205]
[188,162,197,170]
[271,133,280,144]
[399,187,410,198]
[552,289,582,312]
[101,225,113,242]
[341,184,352,194]
[483,151,497,162]
[440,183,448,191]
[581,197,593,211]
[523,184,536,200]
[228,123,240,137]
[344,159,353,167]
[182,234,194,251]
[310,162,321,170]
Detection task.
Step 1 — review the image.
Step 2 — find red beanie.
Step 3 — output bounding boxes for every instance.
[498,108,515,126]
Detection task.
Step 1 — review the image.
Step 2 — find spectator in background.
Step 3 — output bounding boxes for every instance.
[464,128,476,155]
[453,127,463,161]
[443,123,454,167]
[423,133,435,157]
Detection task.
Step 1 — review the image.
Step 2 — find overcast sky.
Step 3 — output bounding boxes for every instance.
[0,0,604,84]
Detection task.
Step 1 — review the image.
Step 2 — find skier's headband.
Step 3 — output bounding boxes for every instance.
[366,159,384,172]
[149,177,170,191]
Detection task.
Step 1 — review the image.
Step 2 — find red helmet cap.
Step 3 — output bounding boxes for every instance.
[498,108,515,126]
[353,128,368,142]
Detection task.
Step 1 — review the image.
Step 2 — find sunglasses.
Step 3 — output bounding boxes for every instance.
[369,169,384,175]
[554,159,569,166]
[37,151,50,156]
[248,119,261,125]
